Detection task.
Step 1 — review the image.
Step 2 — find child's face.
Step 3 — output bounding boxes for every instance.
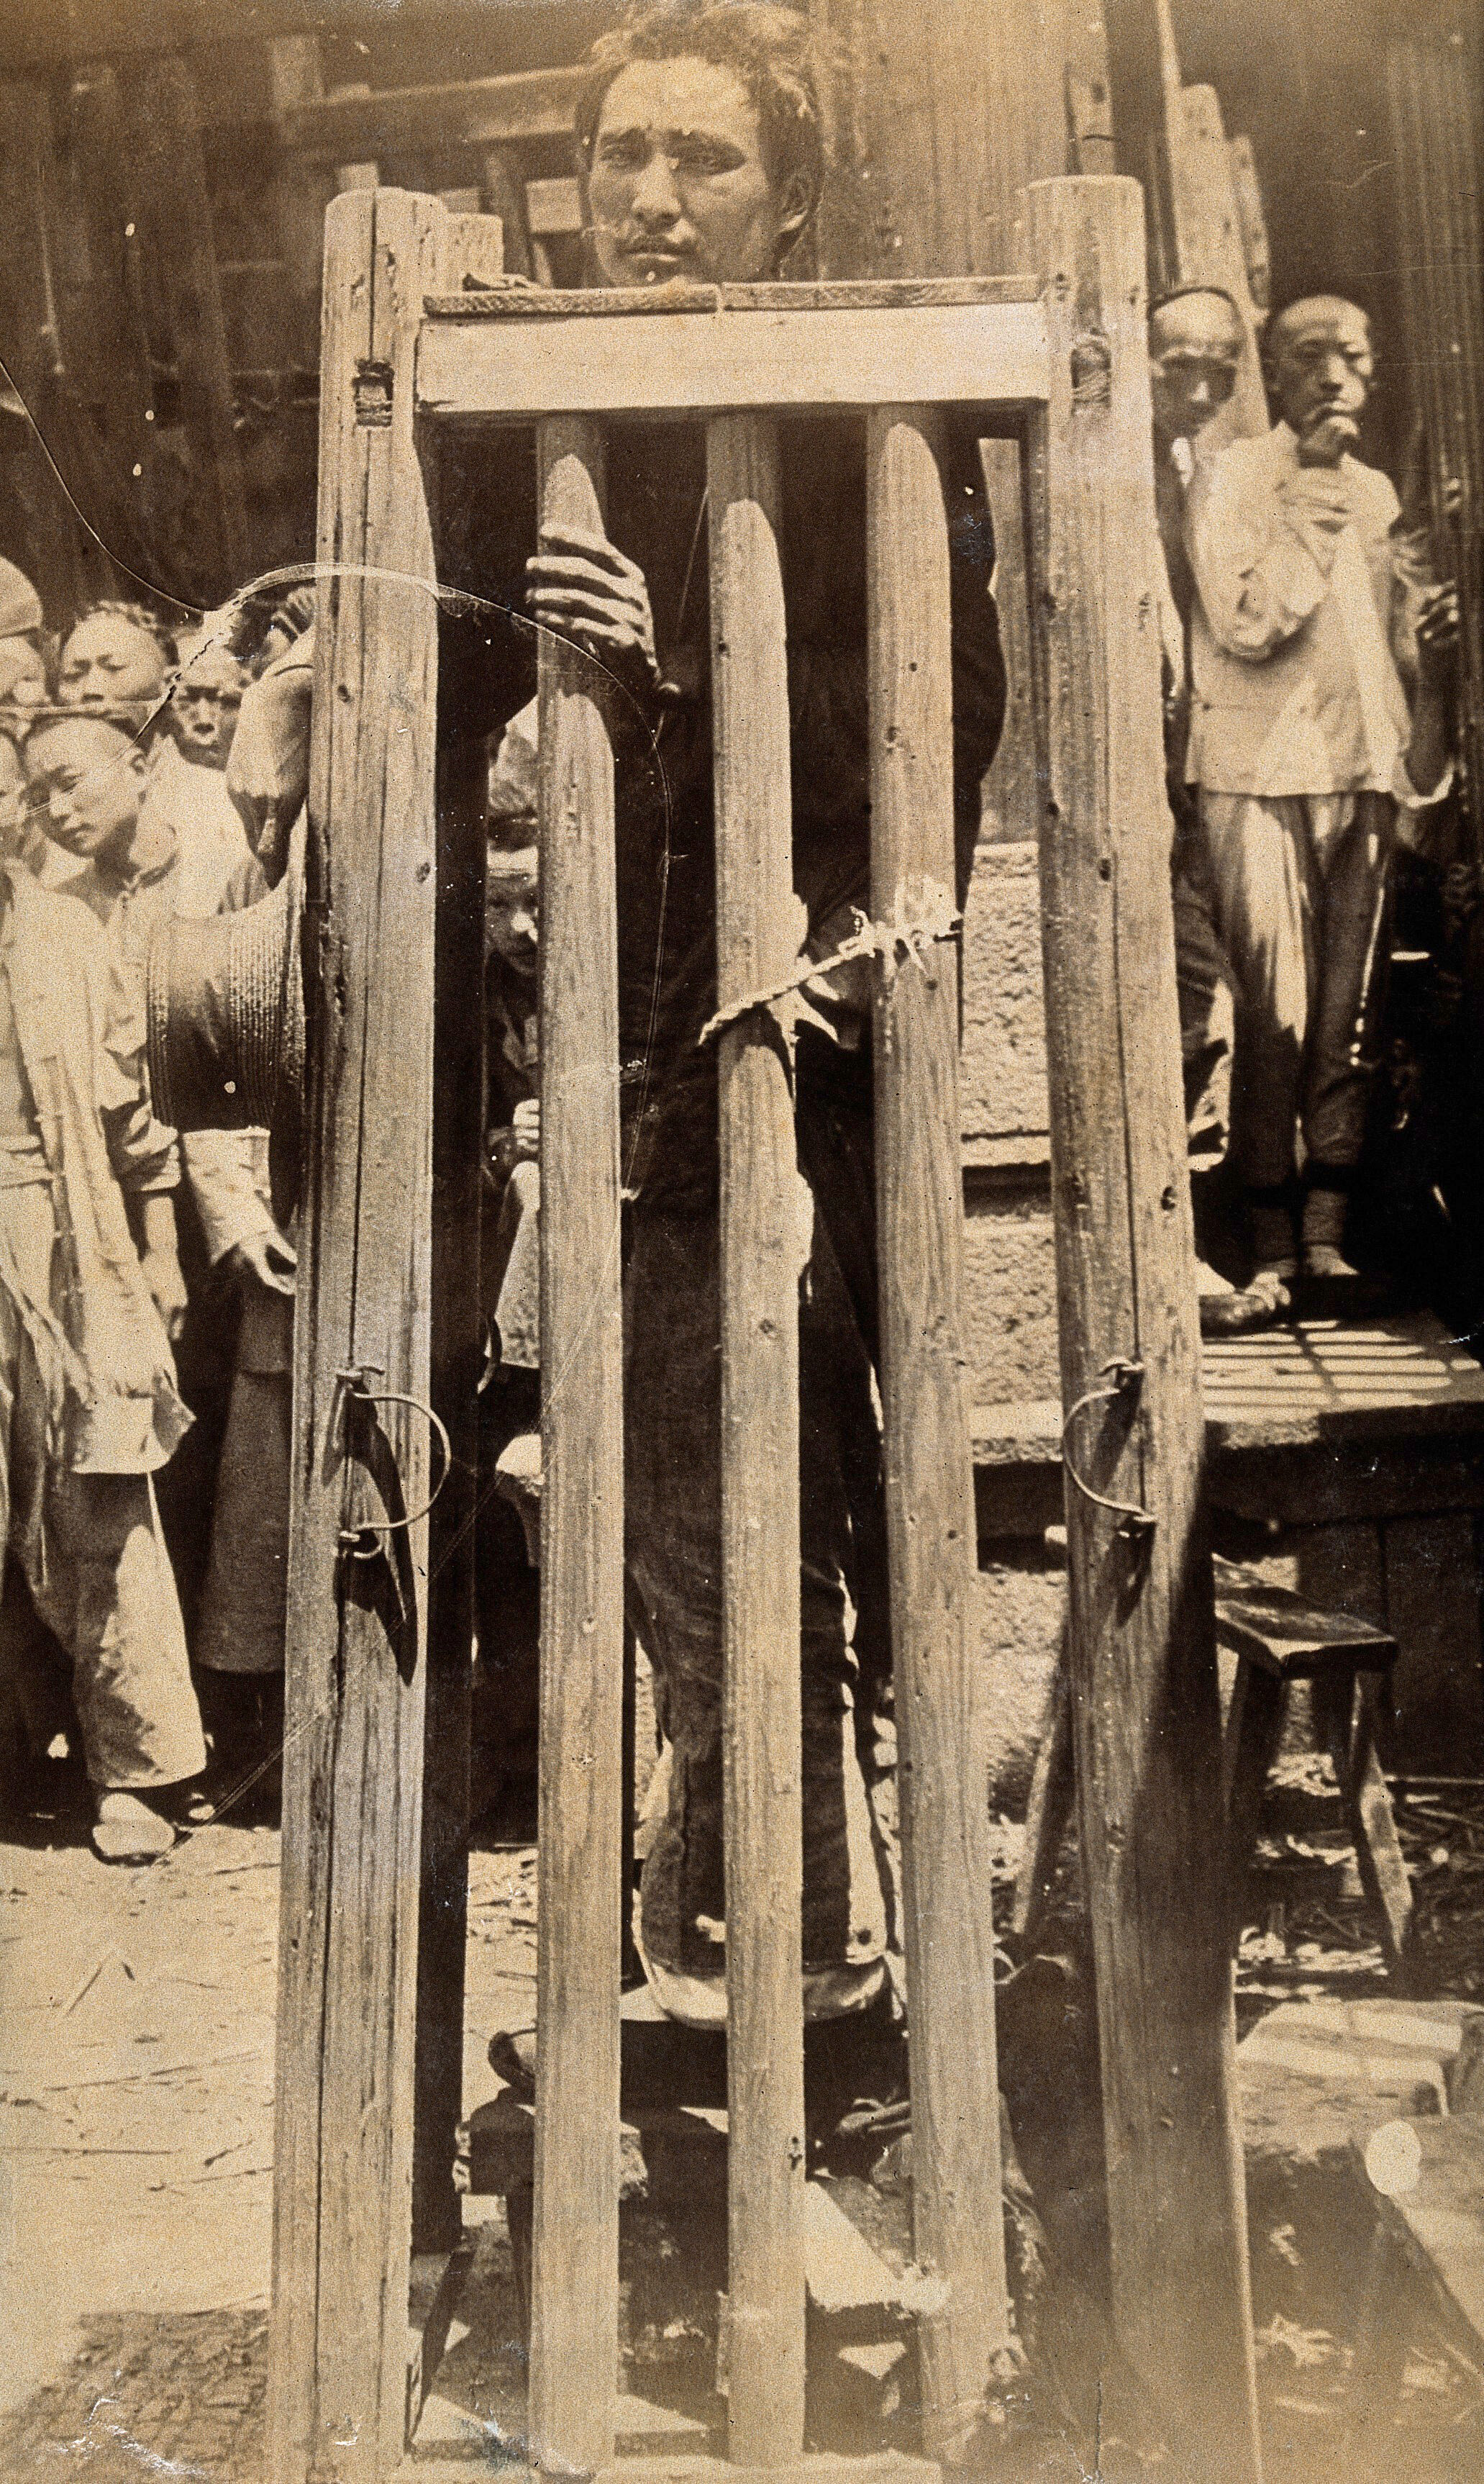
[58,613,166,712]
[173,644,246,764]
[486,848,539,971]
[23,716,144,858]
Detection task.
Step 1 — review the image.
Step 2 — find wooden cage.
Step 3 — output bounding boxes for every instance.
[269,176,1258,2484]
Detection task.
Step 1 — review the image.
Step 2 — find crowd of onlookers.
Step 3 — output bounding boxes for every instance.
[1146,284,1469,1335]
[0,571,304,1861]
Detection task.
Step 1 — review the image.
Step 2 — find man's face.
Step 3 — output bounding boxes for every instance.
[1267,299,1373,456]
[586,56,804,287]
[173,644,246,765]
[58,612,166,712]
[1148,295,1244,445]
[22,717,144,860]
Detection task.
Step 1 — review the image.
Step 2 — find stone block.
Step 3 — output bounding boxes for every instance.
[962,1187,1059,1405]
[972,1549,1065,1813]
[960,838,1047,1151]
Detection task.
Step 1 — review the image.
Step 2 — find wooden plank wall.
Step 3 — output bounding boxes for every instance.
[814,0,1072,279]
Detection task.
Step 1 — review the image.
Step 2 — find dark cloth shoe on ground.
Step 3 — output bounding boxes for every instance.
[1200,1266,1291,1335]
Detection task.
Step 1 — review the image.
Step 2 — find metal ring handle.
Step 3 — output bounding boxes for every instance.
[337,1382,453,1558]
[1060,1358,1157,1537]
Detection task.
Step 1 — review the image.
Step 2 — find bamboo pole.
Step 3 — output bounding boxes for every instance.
[528,416,625,2480]
[706,412,808,2466]
[867,404,1009,2462]
[1024,175,1261,2484]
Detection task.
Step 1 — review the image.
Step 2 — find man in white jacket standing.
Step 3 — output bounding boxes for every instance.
[1186,294,1456,1307]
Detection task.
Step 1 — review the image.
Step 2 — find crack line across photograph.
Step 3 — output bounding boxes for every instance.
[0,6,1482,2484]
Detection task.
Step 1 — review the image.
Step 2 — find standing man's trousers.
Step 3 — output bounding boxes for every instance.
[1198,790,1393,1191]
[623,1174,897,2021]
[0,1182,204,1790]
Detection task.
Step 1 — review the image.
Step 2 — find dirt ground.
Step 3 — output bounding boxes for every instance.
[2,1758,1483,2481]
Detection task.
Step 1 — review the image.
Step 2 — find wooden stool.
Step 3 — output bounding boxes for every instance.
[1214,1555,1411,1978]
[1011,1557,1413,1978]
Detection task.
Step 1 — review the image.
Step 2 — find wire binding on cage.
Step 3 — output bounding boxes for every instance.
[696,897,962,1049]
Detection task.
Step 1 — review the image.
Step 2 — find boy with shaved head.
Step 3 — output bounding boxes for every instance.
[0,707,205,1858]
[1185,294,1457,1307]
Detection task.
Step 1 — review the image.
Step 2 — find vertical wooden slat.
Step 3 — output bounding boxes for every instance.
[706,413,808,2467]
[975,437,1037,846]
[1386,27,1484,863]
[529,416,624,2480]
[411,204,506,2261]
[1024,176,1261,2484]
[867,404,1009,2463]
[411,722,482,2254]
[1167,84,1269,439]
[269,186,447,2484]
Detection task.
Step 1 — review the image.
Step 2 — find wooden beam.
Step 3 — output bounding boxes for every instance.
[269,186,448,2484]
[1024,175,1261,2484]
[529,416,625,2480]
[867,406,1009,2460]
[478,148,536,281]
[707,412,808,2467]
[424,278,1044,315]
[1066,5,1116,176]
[280,65,584,163]
[1386,26,1484,865]
[1167,85,1269,437]
[1226,135,1271,316]
[416,297,1052,422]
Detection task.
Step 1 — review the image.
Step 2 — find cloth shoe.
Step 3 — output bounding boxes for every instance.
[92,1787,176,1862]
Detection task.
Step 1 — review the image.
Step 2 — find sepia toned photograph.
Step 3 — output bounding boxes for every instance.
[0,3,1481,2478]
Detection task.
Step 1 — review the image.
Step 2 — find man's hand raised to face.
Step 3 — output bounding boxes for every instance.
[1295,411,1362,471]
